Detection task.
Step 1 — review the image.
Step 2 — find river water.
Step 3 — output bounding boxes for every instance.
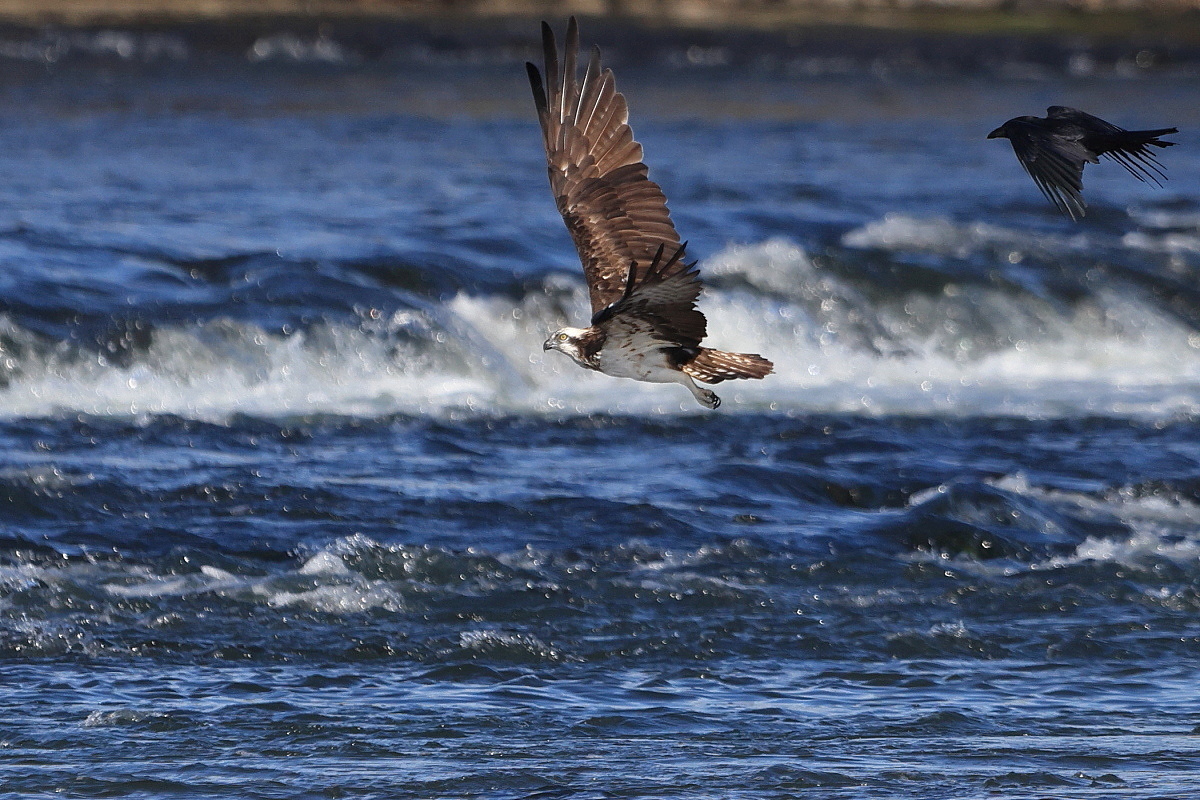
[1,20,1199,799]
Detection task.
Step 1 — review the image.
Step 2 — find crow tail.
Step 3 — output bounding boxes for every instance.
[1097,127,1178,185]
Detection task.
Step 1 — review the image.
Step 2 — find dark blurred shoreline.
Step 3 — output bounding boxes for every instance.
[0,1,1198,72]
[0,0,1198,35]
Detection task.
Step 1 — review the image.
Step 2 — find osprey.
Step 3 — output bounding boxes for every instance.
[988,106,1177,221]
[526,18,772,409]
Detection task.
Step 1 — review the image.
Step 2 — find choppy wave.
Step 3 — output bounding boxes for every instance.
[2,232,1199,421]
[4,466,1200,658]
[892,470,1200,568]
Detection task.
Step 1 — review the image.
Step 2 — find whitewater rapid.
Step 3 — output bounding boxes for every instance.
[2,227,1199,421]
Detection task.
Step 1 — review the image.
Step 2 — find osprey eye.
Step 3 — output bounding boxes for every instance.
[557,333,569,341]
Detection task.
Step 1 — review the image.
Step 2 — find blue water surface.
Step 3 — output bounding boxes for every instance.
[1,21,1199,799]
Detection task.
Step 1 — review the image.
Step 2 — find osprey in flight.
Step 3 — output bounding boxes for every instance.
[988,106,1177,220]
[526,18,772,409]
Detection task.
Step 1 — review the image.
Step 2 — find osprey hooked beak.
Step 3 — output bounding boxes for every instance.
[543,328,588,361]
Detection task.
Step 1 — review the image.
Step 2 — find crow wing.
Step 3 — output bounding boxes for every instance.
[1006,118,1090,221]
[1047,106,1176,186]
[1046,106,1124,136]
[526,18,692,315]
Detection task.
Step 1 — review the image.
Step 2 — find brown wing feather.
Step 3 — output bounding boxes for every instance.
[683,349,774,384]
[593,243,708,349]
[527,17,689,314]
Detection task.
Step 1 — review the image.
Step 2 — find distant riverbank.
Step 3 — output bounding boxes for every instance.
[0,0,1197,71]
[1,0,1198,35]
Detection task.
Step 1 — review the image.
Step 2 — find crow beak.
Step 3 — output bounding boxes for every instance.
[986,127,1004,139]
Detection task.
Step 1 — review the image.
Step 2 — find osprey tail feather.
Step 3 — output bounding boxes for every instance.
[682,348,773,384]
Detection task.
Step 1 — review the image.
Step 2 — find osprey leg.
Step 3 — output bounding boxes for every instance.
[679,374,720,409]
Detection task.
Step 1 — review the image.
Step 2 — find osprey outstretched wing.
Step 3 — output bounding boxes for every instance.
[525,17,688,315]
[527,18,772,409]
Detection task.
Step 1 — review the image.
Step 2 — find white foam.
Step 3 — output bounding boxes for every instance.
[104,564,246,599]
[902,473,1200,579]
[0,563,50,594]
[457,630,565,661]
[298,552,352,576]
[263,583,404,614]
[94,544,405,614]
[987,473,1200,571]
[1049,530,1200,570]
[1122,230,1200,255]
[1126,208,1200,230]
[841,213,1091,256]
[2,235,1200,420]
[82,709,176,728]
[0,314,497,422]
[247,33,351,64]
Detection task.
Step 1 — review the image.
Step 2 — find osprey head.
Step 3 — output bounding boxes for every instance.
[543,326,591,367]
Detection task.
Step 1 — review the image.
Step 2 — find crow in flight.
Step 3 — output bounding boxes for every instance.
[988,106,1177,220]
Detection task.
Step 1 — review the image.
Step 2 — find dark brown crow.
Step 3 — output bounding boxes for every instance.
[987,106,1177,220]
